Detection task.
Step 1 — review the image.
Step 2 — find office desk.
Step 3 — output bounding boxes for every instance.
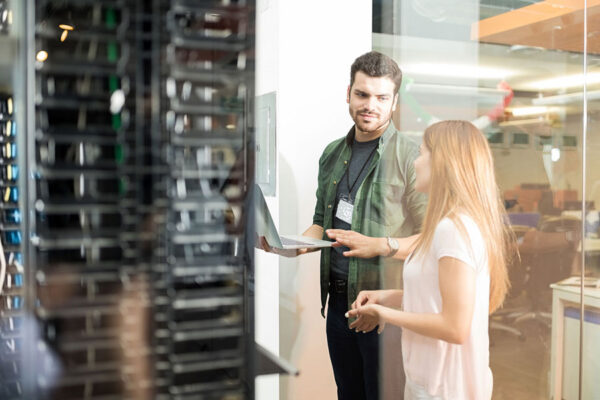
[579,238,600,253]
[578,239,600,274]
[550,283,600,400]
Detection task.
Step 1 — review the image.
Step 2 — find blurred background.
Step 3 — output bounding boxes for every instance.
[0,1,599,399]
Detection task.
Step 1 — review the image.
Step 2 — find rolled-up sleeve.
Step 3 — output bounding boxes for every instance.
[312,152,326,227]
[403,148,427,231]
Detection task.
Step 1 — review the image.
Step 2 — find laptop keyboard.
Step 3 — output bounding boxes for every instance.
[281,237,312,246]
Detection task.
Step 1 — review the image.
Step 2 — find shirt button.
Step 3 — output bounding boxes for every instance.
[333,180,337,185]
[344,160,348,165]
[328,204,332,208]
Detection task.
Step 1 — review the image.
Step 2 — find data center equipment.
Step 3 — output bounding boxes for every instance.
[0,1,256,399]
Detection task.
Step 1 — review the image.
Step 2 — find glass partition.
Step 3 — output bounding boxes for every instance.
[373,1,592,398]
[580,4,600,399]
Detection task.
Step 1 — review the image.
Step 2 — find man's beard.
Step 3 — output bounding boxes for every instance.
[353,110,391,134]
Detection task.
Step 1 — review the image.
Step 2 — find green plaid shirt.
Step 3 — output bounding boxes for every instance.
[313,122,427,316]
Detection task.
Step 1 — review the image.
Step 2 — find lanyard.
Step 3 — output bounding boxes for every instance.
[345,144,378,201]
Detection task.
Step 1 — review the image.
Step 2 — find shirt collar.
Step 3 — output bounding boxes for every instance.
[345,120,396,147]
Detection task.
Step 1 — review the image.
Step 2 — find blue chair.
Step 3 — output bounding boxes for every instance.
[507,212,541,228]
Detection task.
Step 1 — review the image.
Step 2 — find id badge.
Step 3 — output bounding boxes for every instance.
[335,196,354,224]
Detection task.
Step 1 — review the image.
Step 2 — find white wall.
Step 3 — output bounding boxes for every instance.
[254,1,372,399]
[278,1,372,399]
[255,0,280,398]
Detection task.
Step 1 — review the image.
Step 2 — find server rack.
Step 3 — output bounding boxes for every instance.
[157,0,255,398]
[0,1,256,399]
[0,1,26,398]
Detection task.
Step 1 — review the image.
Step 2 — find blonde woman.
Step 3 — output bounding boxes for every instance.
[327,120,514,400]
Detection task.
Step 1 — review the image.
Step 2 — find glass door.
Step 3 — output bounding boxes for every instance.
[373,1,593,398]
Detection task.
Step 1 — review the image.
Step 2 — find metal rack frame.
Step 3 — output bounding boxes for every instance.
[0,1,256,399]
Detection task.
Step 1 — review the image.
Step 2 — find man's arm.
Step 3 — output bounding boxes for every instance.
[303,224,324,239]
[257,144,330,257]
[301,224,325,253]
[403,147,427,231]
[258,224,323,257]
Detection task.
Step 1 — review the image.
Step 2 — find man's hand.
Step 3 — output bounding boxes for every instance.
[256,236,308,258]
[346,304,386,334]
[326,229,388,258]
[255,224,324,257]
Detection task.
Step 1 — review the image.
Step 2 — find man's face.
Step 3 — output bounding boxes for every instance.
[347,71,398,138]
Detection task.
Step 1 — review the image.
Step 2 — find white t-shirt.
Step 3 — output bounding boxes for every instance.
[402,215,493,400]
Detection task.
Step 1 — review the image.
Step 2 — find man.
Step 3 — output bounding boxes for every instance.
[260,51,426,399]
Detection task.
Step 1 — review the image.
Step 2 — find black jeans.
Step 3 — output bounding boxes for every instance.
[326,284,379,400]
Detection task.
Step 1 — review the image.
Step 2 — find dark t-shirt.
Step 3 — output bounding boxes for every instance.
[330,136,379,281]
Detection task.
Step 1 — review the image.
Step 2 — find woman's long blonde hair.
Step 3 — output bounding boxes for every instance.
[412,120,514,313]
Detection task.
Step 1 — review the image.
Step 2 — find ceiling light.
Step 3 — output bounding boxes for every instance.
[524,72,600,90]
[1,10,11,25]
[498,117,548,127]
[508,45,545,53]
[110,90,125,115]
[532,90,600,105]
[59,24,74,42]
[36,50,48,62]
[205,13,221,22]
[406,83,510,96]
[402,63,514,80]
[508,106,560,116]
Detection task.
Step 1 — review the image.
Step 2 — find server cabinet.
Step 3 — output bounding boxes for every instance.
[0,1,256,399]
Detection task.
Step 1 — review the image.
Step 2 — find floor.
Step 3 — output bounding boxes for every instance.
[490,318,551,400]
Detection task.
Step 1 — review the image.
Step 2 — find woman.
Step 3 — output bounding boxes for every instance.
[327,120,514,400]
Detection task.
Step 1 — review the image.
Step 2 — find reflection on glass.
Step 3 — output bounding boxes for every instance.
[581,5,600,398]
[373,0,595,398]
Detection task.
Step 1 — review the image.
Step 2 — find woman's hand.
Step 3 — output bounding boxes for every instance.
[346,304,386,334]
[353,289,403,309]
[351,290,381,310]
[326,229,388,258]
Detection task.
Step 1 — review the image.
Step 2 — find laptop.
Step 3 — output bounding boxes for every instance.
[255,185,333,250]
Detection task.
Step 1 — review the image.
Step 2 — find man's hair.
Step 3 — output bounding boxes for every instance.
[350,51,402,94]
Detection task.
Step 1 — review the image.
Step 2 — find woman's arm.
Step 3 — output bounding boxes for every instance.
[347,256,476,344]
[347,289,403,333]
[326,229,419,260]
[352,289,404,310]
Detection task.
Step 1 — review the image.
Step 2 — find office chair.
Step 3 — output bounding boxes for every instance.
[490,225,529,341]
[511,216,580,330]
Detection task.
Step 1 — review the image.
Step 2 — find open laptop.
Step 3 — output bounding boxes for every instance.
[255,185,333,250]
